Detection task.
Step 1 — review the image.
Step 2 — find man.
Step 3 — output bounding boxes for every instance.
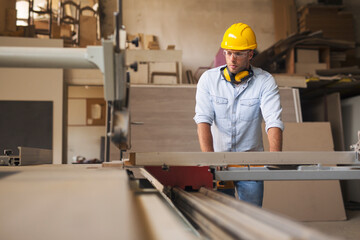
[193,23,284,207]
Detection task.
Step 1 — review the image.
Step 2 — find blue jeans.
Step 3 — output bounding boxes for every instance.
[218,181,264,207]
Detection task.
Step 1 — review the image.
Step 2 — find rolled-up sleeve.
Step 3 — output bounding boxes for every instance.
[260,75,284,133]
[194,72,214,125]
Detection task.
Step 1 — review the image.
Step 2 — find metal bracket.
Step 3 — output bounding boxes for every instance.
[86,40,116,101]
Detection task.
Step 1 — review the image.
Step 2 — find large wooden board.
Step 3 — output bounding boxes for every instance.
[128,85,301,153]
[0,165,195,240]
[129,85,199,153]
[262,122,346,221]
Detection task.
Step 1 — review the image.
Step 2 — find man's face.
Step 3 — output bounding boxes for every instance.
[223,49,254,74]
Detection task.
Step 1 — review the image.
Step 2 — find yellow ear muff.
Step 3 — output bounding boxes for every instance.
[223,67,250,83]
[235,71,250,82]
[223,67,231,82]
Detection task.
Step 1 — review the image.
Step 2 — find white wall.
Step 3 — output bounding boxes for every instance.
[0,37,64,164]
[67,126,105,162]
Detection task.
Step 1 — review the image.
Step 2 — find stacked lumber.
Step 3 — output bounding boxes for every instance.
[298,4,355,42]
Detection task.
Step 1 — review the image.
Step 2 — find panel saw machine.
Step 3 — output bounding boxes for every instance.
[1,1,360,239]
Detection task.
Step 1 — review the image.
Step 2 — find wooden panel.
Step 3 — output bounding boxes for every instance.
[263,122,334,151]
[0,165,148,240]
[68,86,104,99]
[129,85,300,153]
[262,122,346,221]
[279,88,300,122]
[129,85,199,152]
[126,50,182,63]
[130,151,355,166]
[273,74,307,88]
[64,69,103,85]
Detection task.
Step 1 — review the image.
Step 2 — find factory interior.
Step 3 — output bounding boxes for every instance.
[1,0,360,239]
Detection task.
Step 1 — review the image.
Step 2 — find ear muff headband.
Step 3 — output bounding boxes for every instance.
[221,66,253,83]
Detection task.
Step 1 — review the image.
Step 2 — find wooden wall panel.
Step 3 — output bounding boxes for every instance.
[128,85,300,153]
[129,86,199,152]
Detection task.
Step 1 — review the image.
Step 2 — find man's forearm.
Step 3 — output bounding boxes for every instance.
[267,127,283,152]
[197,123,214,152]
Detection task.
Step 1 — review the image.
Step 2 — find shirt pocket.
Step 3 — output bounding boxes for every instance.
[211,95,228,119]
[239,98,260,121]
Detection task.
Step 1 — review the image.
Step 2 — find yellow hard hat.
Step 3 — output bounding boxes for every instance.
[221,23,257,50]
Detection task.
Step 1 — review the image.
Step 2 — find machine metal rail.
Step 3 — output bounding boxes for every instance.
[136,168,340,240]
[216,165,360,181]
[170,187,339,240]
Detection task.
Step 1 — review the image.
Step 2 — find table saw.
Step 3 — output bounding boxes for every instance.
[1,0,360,239]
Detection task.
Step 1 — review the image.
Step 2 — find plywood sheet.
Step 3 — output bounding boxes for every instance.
[0,165,149,240]
[262,122,346,221]
[279,88,302,122]
[129,85,199,153]
[129,85,300,153]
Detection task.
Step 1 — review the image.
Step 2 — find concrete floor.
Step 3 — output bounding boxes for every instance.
[304,210,360,240]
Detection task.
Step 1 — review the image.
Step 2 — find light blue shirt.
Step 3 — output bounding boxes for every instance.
[194,65,284,152]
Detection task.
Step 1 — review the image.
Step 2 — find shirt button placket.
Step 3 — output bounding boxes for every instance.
[231,97,237,151]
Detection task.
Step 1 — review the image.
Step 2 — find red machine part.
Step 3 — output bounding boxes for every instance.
[144,166,213,190]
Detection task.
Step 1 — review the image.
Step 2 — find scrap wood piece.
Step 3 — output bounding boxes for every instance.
[273,74,307,88]
[316,66,360,76]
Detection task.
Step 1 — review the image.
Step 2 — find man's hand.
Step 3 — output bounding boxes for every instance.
[197,123,214,152]
[267,127,283,152]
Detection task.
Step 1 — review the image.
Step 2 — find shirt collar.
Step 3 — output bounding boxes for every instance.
[219,65,254,84]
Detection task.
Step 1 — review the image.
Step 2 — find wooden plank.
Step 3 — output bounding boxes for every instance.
[279,88,300,122]
[126,50,183,83]
[262,122,347,221]
[0,165,147,240]
[126,50,182,63]
[273,74,307,88]
[136,194,197,240]
[129,151,356,166]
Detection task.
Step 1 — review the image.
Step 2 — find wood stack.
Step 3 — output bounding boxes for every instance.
[298,4,355,42]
